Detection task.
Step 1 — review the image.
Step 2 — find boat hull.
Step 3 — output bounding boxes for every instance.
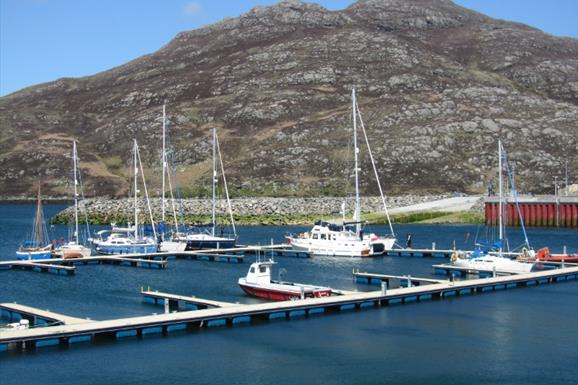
[453,255,534,273]
[53,244,92,259]
[238,280,332,301]
[183,239,236,251]
[159,241,187,253]
[93,242,158,255]
[16,249,52,260]
[538,255,578,263]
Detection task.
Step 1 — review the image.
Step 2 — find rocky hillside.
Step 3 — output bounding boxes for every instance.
[0,0,576,198]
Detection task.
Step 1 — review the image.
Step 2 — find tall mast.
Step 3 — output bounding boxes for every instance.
[356,102,395,236]
[161,104,166,225]
[215,130,237,238]
[352,88,361,233]
[73,141,79,243]
[134,139,138,240]
[34,183,44,246]
[212,128,217,237]
[498,140,503,257]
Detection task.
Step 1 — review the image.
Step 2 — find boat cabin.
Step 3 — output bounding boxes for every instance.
[245,261,274,285]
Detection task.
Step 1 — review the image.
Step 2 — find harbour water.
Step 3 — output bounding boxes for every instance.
[1,203,577,385]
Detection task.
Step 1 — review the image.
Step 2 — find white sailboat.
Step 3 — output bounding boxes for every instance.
[287,89,396,257]
[16,184,53,260]
[169,127,237,250]
[53,141,92,259]
[92,140,158,255]
[157,105,188,252]
[452,140,534,273]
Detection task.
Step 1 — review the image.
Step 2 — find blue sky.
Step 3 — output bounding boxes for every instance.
[1,0,576,96]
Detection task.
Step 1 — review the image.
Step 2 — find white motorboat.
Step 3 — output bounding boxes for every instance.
[289,220,395,257]
[238,259,332,301]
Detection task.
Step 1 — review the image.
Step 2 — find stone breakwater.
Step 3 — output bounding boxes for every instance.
[53,194,475,224]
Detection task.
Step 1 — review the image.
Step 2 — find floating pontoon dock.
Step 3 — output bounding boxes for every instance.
[0,255,168,275]
[0,303,88,327]
[140,290,238,310]
[2,265,576,352]
[353,270,447,286]
[0,244,311,276]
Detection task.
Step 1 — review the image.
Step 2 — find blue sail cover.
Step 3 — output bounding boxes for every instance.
[475,240,503,249]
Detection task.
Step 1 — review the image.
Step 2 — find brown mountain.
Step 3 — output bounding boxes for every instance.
[0,0,576,198]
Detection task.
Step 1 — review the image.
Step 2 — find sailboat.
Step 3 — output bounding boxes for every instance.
[164,127,237,250]
[53,141,92,259]
[155,105,187,252]
[287,89,396,257]
[92,140,158,255]
[16,185,53,260]
[452,140,534,273]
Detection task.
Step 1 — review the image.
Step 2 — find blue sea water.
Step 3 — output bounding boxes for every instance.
[0,203,577,385]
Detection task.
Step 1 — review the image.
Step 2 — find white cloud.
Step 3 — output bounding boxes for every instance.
[182,1,202,17]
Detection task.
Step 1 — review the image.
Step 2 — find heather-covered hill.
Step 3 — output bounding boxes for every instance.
[0,0,576,198]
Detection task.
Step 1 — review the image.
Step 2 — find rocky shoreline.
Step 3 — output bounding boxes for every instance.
[51,194,484,225]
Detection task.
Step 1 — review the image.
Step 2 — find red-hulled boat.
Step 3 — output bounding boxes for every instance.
[238,260,332,301]
[534,247,578,263]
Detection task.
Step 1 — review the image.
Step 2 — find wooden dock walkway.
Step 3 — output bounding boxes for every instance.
[353,270,447,287]
[0,255,168,275]
[1,266,576,351]
[0,303,88,326]
[383,248,522,258]
[0,244,311,276]
[0,260,77,275]
[140,290,238,310]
